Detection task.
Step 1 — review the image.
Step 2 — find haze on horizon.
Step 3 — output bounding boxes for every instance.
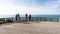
[0,0,60,15]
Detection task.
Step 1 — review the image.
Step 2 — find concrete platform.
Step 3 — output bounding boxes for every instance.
[0,22,60,34]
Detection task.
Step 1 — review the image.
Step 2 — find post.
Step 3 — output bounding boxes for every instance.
[58,18,60,22]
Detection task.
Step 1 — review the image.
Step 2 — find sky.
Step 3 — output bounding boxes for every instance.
[0,0,60,15]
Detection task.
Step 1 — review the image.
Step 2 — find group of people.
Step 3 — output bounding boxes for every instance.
[15,13,31,23]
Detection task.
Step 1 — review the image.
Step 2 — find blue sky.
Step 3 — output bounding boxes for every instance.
[0,0,60,15]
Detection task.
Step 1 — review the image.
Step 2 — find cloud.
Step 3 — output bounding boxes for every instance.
[0,0,60,15]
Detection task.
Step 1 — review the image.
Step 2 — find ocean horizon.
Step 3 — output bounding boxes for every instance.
[0,15,60,18]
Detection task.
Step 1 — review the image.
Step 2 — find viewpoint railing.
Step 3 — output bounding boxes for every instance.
[31,17,59,22]
[21,17,59,22]
[0,17,59,23]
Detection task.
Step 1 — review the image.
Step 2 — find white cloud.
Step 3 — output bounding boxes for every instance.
[0,0,60,15]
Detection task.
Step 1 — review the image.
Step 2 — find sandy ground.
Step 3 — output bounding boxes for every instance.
[0,21,60,34]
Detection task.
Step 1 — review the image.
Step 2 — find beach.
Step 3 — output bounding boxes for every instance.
[0,21,60,34]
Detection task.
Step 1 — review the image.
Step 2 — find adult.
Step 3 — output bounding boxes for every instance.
[29,14,31,21]
[15,14,18,23]
[17,14,20,22]
[25,13,28,22]
[15,13,20,23]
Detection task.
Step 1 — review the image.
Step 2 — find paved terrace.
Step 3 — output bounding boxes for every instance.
[0,22,60,34]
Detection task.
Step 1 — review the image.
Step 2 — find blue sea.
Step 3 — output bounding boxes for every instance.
[0,15,60,18]
[31,15,60,18]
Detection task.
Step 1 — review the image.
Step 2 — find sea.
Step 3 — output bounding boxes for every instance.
[0,15,60,18]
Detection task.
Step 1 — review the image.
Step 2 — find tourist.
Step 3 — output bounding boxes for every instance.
[15,13,20,23]
[15,14,18,23]
[29,14,31,21]
[25,13,28,22]
[17,13,20,22]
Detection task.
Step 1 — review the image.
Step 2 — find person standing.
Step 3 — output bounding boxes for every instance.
[17,13,21,22]
[29,14,31,21]
[17,13,20,22]
[15,14,18,23]
[15,13,20,23]
[25,13,28,22]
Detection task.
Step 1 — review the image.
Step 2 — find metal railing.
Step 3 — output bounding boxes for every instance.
[7,17,59,23]
[31,17,59,22]
[20,17,59,22]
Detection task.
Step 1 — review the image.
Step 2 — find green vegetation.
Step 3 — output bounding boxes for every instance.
[0,18,13,24]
